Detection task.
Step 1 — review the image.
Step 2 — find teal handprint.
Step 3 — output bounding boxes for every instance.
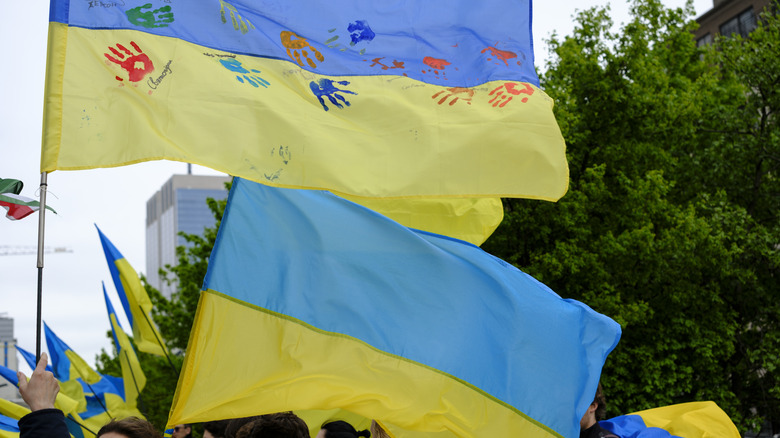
[220,58,270,88]
[126,3,174,29]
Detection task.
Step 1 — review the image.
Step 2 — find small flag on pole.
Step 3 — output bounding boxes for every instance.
[96,226,169,357]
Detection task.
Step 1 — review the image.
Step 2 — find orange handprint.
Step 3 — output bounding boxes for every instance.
[280,31,324,68]
[431,87,474,106]
[104,41,155,82]
[488,82,534,108]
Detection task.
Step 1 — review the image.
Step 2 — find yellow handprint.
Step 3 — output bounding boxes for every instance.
[220,0,255,34]
[281,31,324,68]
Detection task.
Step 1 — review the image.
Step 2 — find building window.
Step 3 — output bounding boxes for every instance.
[720,8,757,38]
[697,33,713,47]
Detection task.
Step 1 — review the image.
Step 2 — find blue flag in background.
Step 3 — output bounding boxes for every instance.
[0,414,20,438]
[16,346,54,373]
[96,226,168,357]
[169,178,621,438]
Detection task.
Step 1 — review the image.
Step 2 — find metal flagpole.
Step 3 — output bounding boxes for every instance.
[35,172,49,361]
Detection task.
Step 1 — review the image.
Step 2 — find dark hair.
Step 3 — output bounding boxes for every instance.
[235,412,309,438]
[97,417,160,438]
[320,420,370,438]
[225,416,264,438]
[593,383,606,421]
[204,419,231,438]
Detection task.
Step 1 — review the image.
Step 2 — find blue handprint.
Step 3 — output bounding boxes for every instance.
[309,79,357,111]
[326,20,375,54]
[347,20,375,45]
[219,58,270,88]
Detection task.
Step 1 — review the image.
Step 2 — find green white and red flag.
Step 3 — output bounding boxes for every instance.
[0,193,56,221]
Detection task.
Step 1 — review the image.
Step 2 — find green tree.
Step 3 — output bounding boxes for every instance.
[484,1,779,433]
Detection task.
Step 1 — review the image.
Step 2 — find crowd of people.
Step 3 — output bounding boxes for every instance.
[15,354,608,438]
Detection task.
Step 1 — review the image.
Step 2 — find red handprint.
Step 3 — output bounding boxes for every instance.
[280,31,324,68]
[431,87,474,106]
[481,46,518,66]
[488,82,534,107]
[104,41,155,82]
[423,56,450,70]
[422,56,451,79]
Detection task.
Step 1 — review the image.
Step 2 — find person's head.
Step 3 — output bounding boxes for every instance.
[316,420,371,438]
[203,419,231,438]
[369,421,390,438]
[580,383,606,430]
[97,417,159,438]
[225,416,264,438]
[172,424,192,438]
[235,412,309,438]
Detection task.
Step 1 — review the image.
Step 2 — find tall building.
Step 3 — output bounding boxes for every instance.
[146,175,231,297]
[694,0,773,46]
[0,314,20,402]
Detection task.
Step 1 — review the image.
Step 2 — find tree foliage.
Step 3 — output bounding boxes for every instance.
[483,1,779,433]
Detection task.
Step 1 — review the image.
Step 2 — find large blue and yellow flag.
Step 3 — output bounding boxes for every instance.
[41,0,568,202]
[169,178,620,438]
[96,226,168,357]
[600,402,740,438]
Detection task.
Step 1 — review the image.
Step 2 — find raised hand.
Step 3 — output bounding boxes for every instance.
[17,353,59,412]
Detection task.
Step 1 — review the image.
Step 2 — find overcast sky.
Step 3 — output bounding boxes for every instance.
[0,0,712,376]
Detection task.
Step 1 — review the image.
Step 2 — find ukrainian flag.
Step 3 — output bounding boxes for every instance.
[0,364,93,437]
[96,226,168,357]
[103,284,147,413]
[600,402,741,438]
[0,414,19,438]
[18,345,128,425]
[44,323,104,386]
[169,178,620,438]
[41,0,568,202]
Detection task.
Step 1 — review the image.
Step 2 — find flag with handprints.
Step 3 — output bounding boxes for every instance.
[104,283,147,412]
[600,402,741,438]
[41,0,568,203]
[168,178,620,438]
[97,226,168,357]
[0,178,55,221]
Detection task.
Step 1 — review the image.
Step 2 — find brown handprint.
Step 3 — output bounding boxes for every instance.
[104,41,155,82]
[488,82,534,108]
[431,87,474,106]
[280,31,324,68]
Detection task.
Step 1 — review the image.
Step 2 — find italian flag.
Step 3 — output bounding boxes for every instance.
[0,193,56,220]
